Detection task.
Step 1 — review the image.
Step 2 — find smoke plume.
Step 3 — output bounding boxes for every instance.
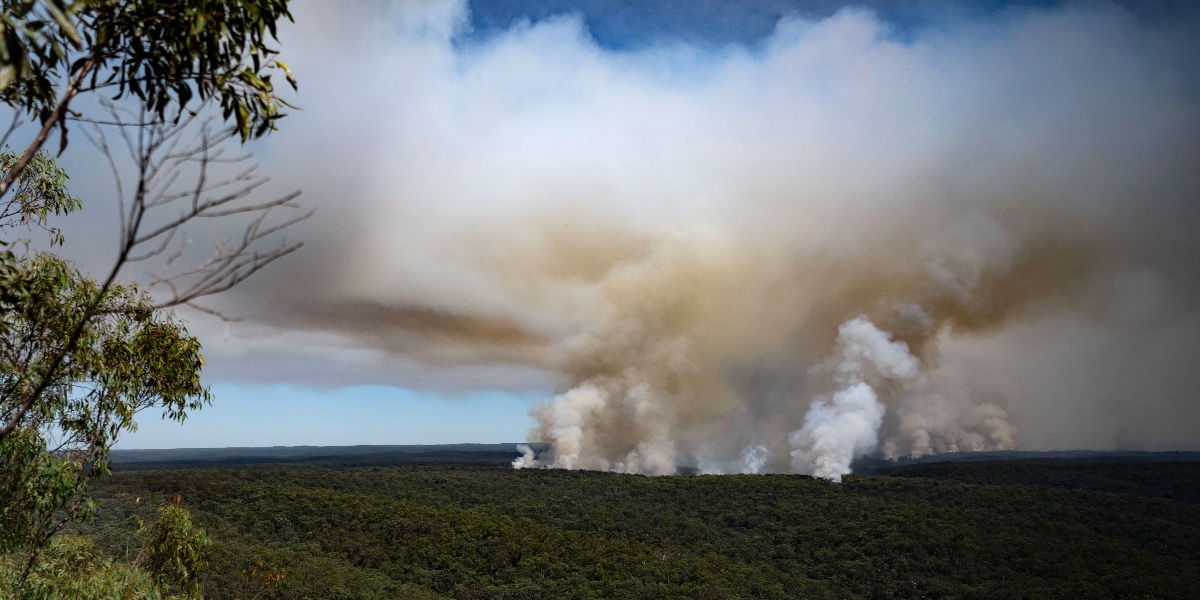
[788,317,919,481]
[519,207,1114,478]
[135,1,1199,465]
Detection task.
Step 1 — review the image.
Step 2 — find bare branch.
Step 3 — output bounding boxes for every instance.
[0,106,309,441]
[183,302,244,323]
[126,226,177,263]
[0,111,24,151]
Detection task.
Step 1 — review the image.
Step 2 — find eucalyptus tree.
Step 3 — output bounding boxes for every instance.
[0,0,297,190]
[0,0,308,444]
[0,0,310,591]
[0,247,208,560]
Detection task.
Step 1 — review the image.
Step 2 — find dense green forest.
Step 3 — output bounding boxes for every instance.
[58,454,1200,599]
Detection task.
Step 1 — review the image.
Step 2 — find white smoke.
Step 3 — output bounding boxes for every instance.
[532,374,682,475]
[788,383,885,481]
[830,316,921,382]
[743,444,770,474]
[512,443,539,469]
[616,439,677,476]
[788,317,920,481]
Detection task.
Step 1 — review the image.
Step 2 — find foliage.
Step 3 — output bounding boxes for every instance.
[0,251,209,557]
[0,534,164,599]
[868,457,1200,505]
[0,1,305,449]
[0,148,78,246]
[0,2,302,595]
[0,148,77,352]
[73,458,1200,599]
[140,502,211,597]
[1,501,211,599]
[0,0,296,143]
[0,138,210,597]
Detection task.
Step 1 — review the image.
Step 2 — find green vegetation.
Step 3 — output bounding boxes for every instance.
[2,1,306,595]
[63,457,1200,599]
[0,0,296,175]
[0,246,209,554]
[1,501,211,599]
[0,145,214,596]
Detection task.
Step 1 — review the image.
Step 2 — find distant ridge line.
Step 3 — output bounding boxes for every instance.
[111,443,550,465]
[110,445,1200,469]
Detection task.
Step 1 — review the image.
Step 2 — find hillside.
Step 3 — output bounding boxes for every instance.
[72,450,1200,599]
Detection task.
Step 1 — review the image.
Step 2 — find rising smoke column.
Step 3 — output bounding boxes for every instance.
[521,230,752,475]
[788,317,919,481]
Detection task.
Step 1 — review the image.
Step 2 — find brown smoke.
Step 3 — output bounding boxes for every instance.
[500,205,1122,475]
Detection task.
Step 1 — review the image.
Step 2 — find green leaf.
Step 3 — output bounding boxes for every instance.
[42,0,82,49]
[0,65,15,91]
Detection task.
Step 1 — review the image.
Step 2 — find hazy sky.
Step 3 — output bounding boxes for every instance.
[23,0,1200,453]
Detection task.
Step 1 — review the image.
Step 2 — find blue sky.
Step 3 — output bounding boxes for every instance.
[126,384,545,448]
[463,0,1196,49]
[68,0,1200,457]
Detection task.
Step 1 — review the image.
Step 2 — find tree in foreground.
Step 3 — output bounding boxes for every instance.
[0,248,209,577]
[1,500,211,598]
[0,0,308,595]
[0,0,307,443]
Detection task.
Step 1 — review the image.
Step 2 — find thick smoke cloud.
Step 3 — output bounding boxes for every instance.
[516,207,1116,477]
[127,0,1199,472]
